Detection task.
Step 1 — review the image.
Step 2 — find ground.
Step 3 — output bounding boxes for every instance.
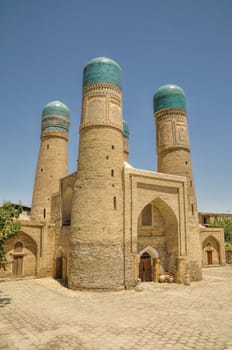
[0,266,232,350]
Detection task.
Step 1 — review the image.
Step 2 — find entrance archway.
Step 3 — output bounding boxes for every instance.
[137,198,178,279]
[139,252,152,281]
[137,246,161,282]
[202,236,220,265]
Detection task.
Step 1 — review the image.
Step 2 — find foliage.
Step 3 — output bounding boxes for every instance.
[0,202,22,269]
[225,242,232,251]
[209,216,232,244]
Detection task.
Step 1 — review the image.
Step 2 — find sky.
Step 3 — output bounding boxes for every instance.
[0,0,231,213]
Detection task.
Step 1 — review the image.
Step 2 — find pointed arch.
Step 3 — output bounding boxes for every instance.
[137,196,178,279]
[3,231,38,278]
[202,235,220,250]
[55,246,65,258]
[5,230,38,256]
[137,245,159,259]
[202,235,220,265]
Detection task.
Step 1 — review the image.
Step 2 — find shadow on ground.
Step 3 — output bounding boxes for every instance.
[0,290,11,307]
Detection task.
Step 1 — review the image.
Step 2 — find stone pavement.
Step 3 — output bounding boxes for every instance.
[0,266,232,350]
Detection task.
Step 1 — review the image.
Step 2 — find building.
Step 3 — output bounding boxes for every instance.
[0,57,225,288]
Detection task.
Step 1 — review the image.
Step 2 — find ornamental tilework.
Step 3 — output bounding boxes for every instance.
[83,60,122,89]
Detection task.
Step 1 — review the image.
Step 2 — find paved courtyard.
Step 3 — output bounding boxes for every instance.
[0,266,232,350]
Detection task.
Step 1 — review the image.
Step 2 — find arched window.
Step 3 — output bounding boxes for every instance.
[142,204,152,226]
[14,242,23,252]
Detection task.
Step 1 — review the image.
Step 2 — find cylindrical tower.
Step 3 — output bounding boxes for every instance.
[69,57,124,290]
[31,101,70,221]
[123,120,129,162]
[153,84,202,280]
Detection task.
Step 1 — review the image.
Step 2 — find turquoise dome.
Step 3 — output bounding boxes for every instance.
[42,100,70,119]
[153,84,186,113]
[123,120,129,138]
[41,100,70,135]
[83,57,122,89]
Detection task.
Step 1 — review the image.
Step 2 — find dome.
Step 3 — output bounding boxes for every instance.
[42,100,70,119]
[83,57,122,89]
[123,120,129,138]
[153,84,186,113]
[41,100,70,136]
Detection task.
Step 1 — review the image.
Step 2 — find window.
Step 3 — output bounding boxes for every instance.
[113,196,117,210]
[14,242,23,252]
[142,204,152,225]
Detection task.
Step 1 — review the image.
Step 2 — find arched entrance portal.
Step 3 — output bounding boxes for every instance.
[137,246,161,282]
[139,252,152,281]
[202,236,220,266]
[137,198,178,280]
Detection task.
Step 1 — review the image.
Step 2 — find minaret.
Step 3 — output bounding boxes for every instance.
[31,101,70,221]
[123,120,129,162]
[153,84,202,281]
[69,57,124,290]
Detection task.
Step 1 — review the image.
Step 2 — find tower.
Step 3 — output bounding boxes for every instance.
[31,101,70,221]
[123,120,129,162]
[69,57,125,290]
[153,84,202,280]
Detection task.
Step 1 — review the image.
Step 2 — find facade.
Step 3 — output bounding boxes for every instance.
[199,212,228,266]
[0,57,225,288]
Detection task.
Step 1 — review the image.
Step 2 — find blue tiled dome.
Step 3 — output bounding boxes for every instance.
[42,101,70,119]
[123,120,129,138]
[41,101,70,135]
[83,57,122,89]
[153,84,186,113]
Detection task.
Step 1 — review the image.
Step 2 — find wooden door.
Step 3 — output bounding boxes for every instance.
[139,252,152,282]
[143,258,152,281]
[13,256,23,278]
[207,250,213,265]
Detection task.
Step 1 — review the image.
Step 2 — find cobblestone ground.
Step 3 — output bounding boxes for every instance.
[0,266,232,350]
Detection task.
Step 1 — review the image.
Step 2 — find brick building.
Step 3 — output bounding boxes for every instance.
[0,57,225,288]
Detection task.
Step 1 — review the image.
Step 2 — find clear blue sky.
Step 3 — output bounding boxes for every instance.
[0,0,231,212]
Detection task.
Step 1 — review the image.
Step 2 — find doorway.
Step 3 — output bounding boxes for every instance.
[207,250,213,265]
[56,257,63,279]
[139,252,152,282]
[13,256,23,277]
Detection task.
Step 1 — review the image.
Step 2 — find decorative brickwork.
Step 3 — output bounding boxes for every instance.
[3,59,227,287]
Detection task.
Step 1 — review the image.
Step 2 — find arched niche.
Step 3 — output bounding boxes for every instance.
[137,197,178,278]
[202,236,220,265]
[4,231,38,278]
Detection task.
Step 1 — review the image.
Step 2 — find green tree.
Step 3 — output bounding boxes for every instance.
[209,216,232,245]
[0,202,22,269]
